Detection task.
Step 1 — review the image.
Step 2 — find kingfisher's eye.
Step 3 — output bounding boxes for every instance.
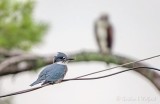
[59,57,65,59]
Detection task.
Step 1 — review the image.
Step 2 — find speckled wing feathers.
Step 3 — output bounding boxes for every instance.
[30,64,67,86]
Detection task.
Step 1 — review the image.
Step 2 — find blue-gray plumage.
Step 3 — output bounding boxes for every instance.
[30,52,74,86]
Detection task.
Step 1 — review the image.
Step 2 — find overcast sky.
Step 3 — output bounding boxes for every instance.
[2,0,160,104]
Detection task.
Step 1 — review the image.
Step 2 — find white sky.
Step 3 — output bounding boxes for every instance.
[1,0,160,104]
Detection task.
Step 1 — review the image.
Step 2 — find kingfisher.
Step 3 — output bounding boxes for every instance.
[94,14,113,55]
[30,52,74,86]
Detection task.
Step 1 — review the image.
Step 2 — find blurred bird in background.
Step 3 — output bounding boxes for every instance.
[94,14,113,55]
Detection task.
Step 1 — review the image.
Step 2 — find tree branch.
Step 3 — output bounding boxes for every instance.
[0,52,160,91]
[0,48,23,58]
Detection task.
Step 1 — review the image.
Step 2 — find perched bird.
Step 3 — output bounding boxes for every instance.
[94,14,113,55]
[30,52,74,86]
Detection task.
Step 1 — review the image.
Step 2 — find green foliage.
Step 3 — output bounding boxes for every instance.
[0,0,48,50]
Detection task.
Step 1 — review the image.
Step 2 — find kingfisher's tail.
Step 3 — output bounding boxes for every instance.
[30,80,41,86]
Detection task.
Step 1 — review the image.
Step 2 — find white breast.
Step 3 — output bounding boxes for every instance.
[96,20,109,39]
[55,61,67,65]
[97,28,107,39]
[96,20,110,54]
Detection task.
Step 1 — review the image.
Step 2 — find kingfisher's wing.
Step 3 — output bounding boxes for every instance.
[30,64,67,86]
[42,64,67,85]
[30,65,53,86]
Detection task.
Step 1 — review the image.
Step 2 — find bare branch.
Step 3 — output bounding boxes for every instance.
[0,48,23,57]
[0,54,52,76]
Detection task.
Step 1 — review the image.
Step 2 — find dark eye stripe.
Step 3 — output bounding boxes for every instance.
[59,57,65,59]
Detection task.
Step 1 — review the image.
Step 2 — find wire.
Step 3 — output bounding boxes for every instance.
[0,67,160,98]
[0,54,160,98]
[0,84,50,98]
[69,54,160,79]
[63,67,160,81]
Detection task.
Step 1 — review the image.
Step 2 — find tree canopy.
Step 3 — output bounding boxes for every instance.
[0,0,48,50]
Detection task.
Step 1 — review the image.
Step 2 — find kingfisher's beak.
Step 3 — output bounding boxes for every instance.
[67,58,75,61]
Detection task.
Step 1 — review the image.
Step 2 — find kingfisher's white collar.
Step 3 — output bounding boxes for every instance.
[54,61,67,65]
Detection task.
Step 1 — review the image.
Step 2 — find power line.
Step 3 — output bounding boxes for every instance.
[69,54,160,79]
[0,54,160,98]
[63,67,160,81]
